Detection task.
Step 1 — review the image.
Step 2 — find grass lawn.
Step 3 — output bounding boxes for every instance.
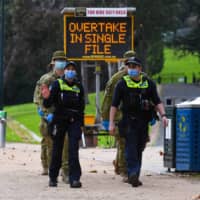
[6,126,23,143]
[5,103,40,134]
[158,48,200,83]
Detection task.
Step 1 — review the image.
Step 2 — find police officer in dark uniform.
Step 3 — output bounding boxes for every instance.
[109,57,168,187]
[42,61,85,188]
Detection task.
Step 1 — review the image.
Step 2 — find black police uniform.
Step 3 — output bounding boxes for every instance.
[112,74,161,181]
[43,76,84,187]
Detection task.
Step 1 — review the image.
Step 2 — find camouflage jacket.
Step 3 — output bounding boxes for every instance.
[33,71,58,115]
[101,70,126,121]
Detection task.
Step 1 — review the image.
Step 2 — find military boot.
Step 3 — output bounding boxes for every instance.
[112,160,120,175]
[121,173,129,183]
[61,169,69,184]
[41,167,48,175]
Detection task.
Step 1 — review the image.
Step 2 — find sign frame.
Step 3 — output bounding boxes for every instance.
[63,14,134,62]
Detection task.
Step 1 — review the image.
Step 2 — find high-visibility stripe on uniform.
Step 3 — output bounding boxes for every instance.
[58,79,80,93]
[123,75,149,88]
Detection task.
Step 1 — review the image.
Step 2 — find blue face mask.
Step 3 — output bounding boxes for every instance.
[128,69,140,77]
[54,61,66,70]
[64,70,76,79]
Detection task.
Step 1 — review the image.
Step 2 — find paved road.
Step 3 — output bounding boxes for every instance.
[0,143,200,200]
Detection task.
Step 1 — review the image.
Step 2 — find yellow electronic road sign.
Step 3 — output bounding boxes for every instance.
[64,16,134,61]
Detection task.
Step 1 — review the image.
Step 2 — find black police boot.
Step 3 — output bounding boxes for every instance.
[138,180,143,186]
[41,168,48,176]
[49,179,57,187]
[70,180,82,188]
[128,173,140,187]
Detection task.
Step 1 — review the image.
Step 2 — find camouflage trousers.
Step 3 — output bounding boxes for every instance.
[40,119,69,175]
[114,127,127,175]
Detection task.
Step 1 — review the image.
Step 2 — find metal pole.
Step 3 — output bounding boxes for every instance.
[0,0,5,110]
[95,63,101,123]
[107,62,112,80]
[0,0,6,148]
[81,62,89,104]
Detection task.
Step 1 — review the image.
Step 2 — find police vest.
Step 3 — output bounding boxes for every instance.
[123,75,149,89]
[57,78,82,115]
[58,79,80,93]
[122,75,151,115]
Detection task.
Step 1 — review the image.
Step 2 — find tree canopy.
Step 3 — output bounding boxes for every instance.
[173,0,200,57]
[3,0,198,105]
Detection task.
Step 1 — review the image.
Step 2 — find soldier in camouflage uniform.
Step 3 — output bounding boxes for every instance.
[33,50,69,183]
[101,50,136,181]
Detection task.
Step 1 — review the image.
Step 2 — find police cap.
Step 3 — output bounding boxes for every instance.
[126,57,142,66]
[65,61,77,69]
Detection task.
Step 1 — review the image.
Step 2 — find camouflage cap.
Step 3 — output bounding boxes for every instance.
[52,50,67,60]
[123,50,136,58]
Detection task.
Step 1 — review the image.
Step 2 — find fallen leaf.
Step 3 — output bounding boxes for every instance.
[89,170,97,173]
[145,173,152,176]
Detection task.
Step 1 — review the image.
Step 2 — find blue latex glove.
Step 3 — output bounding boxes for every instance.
[45,113,54,123]
[149,118,156,126]
[102,120,109,131]
[37,107,44,117]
